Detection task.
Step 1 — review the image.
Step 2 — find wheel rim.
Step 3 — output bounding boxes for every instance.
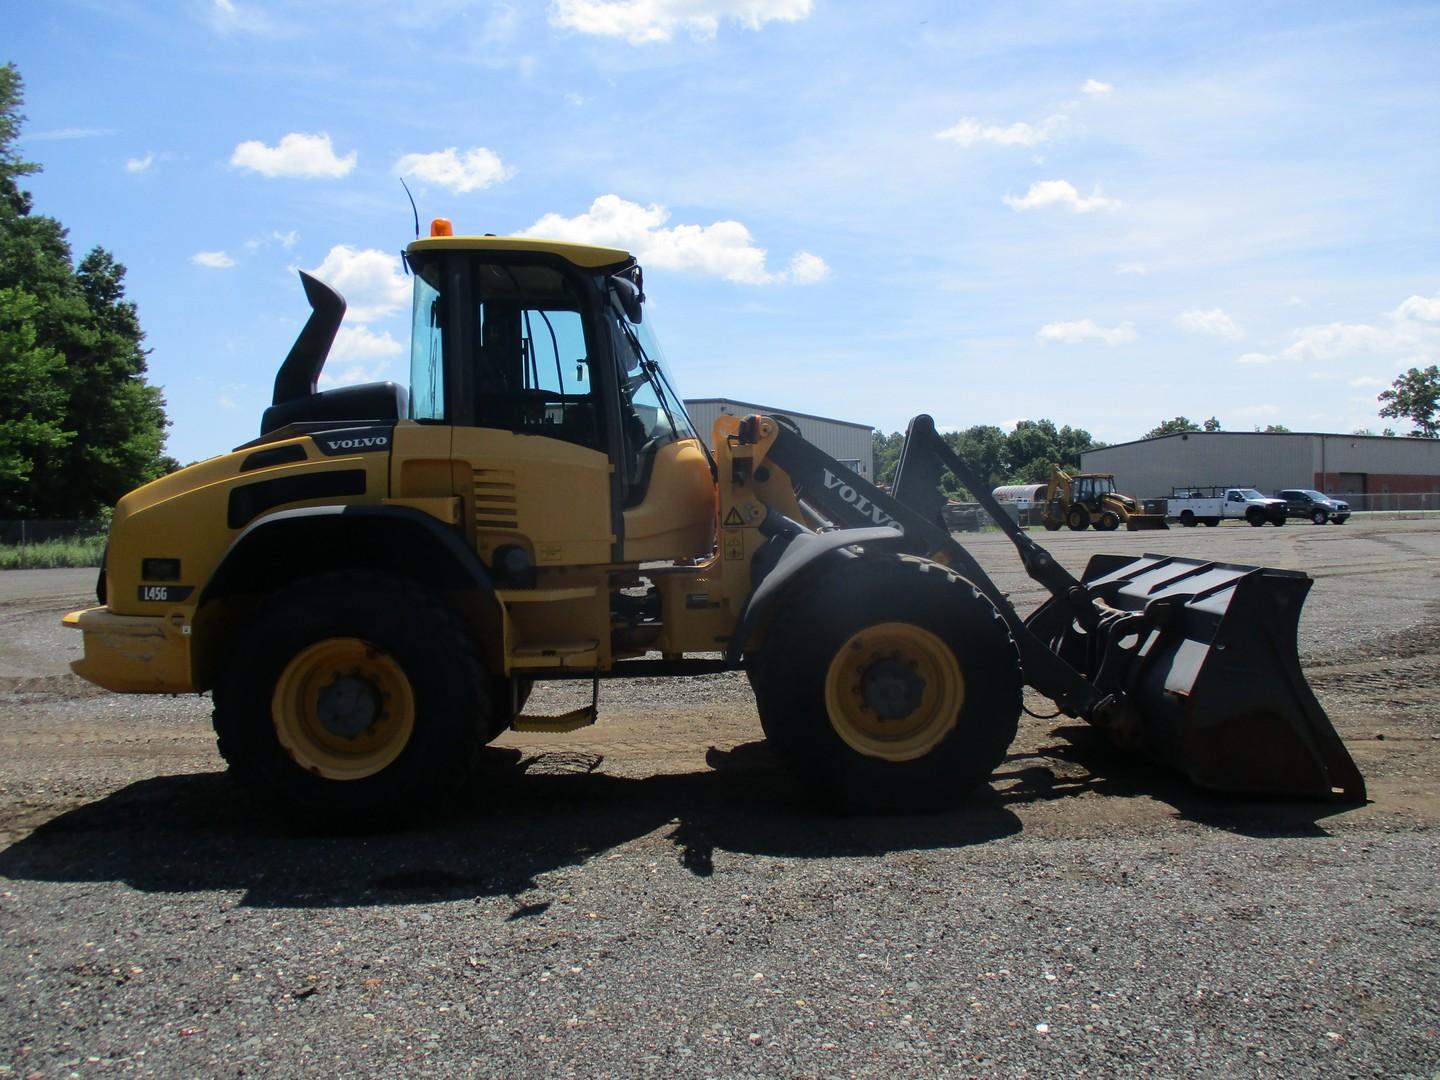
[271,637,416,780]
[824,622,965,762]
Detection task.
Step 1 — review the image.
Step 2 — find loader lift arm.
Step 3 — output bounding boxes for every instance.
[745,414,1116,725]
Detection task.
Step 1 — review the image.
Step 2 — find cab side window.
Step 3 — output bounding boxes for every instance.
[470,263,600,449]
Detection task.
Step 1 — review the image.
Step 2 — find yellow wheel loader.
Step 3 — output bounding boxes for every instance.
[63,222,1362,821]
[1041,463,1168,532]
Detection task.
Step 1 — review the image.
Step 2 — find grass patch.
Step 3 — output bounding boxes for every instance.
[0,536,106,570]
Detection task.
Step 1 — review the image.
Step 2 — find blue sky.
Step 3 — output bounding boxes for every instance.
[9,0,1439,463]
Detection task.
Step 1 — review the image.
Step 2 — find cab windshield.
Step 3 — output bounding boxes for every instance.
[1237,488,1264,500]
[606,297,698,447]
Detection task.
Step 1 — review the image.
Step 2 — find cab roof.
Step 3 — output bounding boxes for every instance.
[406,234,633,269]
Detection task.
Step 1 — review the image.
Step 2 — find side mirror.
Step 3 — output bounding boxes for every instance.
[609,275,643,324]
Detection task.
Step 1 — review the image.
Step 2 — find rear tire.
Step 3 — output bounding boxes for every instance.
[1066,506,1090,531]
[747,555,1022,814]
[212,572,490,826]
[1311,509,1327,524]
[1179,510,1196,527]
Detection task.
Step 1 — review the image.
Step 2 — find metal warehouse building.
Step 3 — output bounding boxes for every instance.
[684,398,875,480]
[1082,431,1440,511]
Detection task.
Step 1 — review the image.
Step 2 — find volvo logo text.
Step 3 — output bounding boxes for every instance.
[823,469,897,528]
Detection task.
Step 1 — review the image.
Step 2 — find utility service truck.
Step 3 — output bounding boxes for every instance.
[1168,487,1289,528]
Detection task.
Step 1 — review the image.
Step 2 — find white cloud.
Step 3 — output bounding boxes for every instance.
[243,229,300,254]
[549,0,812,44]
[935,115,1065,148]
[1003,180,1121,213]
[1037,319,1137,345]
[231,132,356,179]
[1394,293,1440,322]
[518,195,829,285]
[1349,376,1386,388]
[1116,262,1149,276]
[786,251,830,284]
[191,250,235,269]
[1236,295,1440,365]
[1178,308,1243,339]
[27,127,113,141]
[1082,79,1113,96]
[216,382,246,411]
[1276,322,1392,364]
[394,147,515,193]
[308,246,410,321]
[210,0,295,36]
[125,153,154,174]
[319,327,405,387]
[319,361,399,389]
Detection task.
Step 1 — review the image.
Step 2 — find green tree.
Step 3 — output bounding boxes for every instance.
[1377,365,1440,437]
[0,287,71,484]
[945,424,1008,497]
[1053,423,1101,471]
[1202,416,1222,432]
[1005,419,1062,484]
[1144,416,1202,438]
[1256,423,1291,433]
[872,429,904,487]
[0,63,169,517]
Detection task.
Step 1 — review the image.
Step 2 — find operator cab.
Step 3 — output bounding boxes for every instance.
[404,232,703,512]
[1072,474,1116,502]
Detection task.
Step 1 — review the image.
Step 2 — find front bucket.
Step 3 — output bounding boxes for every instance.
[1026,554,1364,801]
[1125,515,1169,531]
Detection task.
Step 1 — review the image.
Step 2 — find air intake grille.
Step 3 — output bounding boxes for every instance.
[473,470,519,530]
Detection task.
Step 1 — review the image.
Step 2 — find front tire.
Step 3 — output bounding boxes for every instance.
[1097,510,1120,531]
[212,572,491,824]
[1246,508,1265,527]
[747,556,1022,814]
[1311,509,1327,524]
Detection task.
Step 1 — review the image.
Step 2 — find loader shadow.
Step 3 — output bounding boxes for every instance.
[0,730,1356,908]
[997,722,1360,838]
[0,741,1031,909]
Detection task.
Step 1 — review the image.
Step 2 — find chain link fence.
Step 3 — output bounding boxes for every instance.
[1331,492,1440,514]
[0,519,108,569]
[0,519,108,545]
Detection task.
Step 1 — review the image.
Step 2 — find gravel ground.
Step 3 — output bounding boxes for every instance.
[2,519,1438,1077]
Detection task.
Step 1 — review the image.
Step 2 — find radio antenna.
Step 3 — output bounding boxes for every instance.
[399,177,420,238]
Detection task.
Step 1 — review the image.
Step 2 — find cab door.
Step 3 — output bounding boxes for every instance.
[413,254,615,573]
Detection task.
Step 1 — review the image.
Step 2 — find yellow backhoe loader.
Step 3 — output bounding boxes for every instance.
[63,222,1361,821]
[1042,464,1168,532]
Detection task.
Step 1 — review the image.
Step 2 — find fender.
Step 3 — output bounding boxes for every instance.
[199,504,495,608]
[725,519,908,665]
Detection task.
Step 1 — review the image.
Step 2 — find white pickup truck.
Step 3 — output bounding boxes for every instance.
[1167,486,1288,527]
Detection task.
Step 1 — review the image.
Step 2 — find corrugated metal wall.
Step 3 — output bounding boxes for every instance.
[685,398,875,479]
[1082,432,1440,500]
